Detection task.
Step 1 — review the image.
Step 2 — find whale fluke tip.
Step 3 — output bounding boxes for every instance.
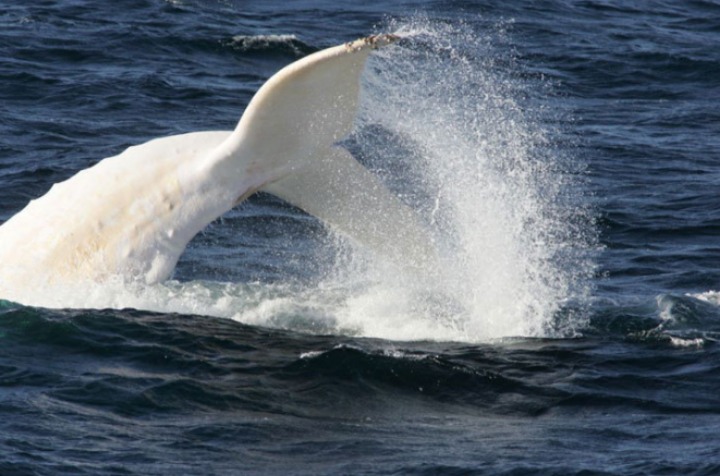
[346,33,400,52]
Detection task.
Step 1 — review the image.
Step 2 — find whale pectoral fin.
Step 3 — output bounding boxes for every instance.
[261,146,437,272]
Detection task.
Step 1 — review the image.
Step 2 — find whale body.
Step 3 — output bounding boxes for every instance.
[0,34,434,303]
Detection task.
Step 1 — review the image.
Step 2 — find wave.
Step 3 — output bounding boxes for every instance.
[226,34,314,57]
[588,292,720,347]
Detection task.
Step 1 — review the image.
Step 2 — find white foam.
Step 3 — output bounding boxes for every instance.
[668,336,705,348]
[228,34,303,53]
[690,291,720,305]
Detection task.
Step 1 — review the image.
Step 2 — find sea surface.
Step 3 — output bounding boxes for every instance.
[2,0,720,474]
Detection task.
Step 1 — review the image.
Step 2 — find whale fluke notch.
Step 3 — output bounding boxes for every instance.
[0,33,435,305]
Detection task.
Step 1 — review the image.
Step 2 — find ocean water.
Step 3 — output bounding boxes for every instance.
[1,0,720,474]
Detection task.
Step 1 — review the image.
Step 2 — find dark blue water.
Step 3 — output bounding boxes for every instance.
[2,1,720,474]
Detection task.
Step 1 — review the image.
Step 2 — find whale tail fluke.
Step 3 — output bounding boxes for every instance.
[262,145,437,273]
[212,33,437,273]
[0,33,436,307]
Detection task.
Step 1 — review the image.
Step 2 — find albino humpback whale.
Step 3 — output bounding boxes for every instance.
[0,34,434,303]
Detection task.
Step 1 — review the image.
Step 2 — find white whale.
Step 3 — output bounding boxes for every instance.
[0,34,435,304]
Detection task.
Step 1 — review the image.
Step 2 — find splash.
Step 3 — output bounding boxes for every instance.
[316,18,596,341]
